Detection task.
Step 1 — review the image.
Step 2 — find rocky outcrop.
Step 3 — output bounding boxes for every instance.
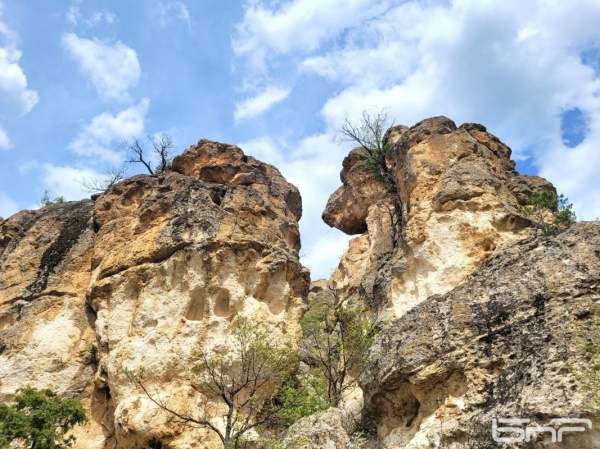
[325,117,555,321]
[0,140,309,449]
[318,116,598,448]
[1,116,597,449]
[363,222,600,448]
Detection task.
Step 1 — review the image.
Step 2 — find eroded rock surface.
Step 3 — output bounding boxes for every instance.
[363,222,600,448]
[0,141,308,449]
[325,116,555,321]
[2,116,598,449]
[315,116,599,448]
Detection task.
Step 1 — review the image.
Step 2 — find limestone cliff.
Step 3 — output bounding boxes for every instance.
[1,117,598,449]
[324,117,555,321]
[0,140,309,449]
[310,116,600,448]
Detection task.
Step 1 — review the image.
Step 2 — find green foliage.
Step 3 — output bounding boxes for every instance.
[301,289,377,406]
[129,317,297,449]
[40,190,65,208]
[520,190,576,235]
[341,111,394,186]
[277,372,330,426]
[0,388,86,449]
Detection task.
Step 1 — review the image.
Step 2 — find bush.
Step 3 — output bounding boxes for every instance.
[520,191,575,234]
[341,111,395,187]
[300,288,377,407]
[277,372,330,426]
[0,388,86,449]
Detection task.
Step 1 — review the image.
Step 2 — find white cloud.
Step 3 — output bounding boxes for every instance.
[235,0,600,276]
[66,5,80,25]
[0,125,11,149]
[0,1,39,151]
[62,32,141,102]
[158,2,192,31]
[234,86,291,122]
[68,98,150,163]
[240,132,351,278]
[0,47,39,117]
[66,6,116,27]
[0,191,18,218]
[233,0,390,68]
[42,164,102,201]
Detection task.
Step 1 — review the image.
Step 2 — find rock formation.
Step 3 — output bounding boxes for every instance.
[324,117,555,321]
[1,117,598,449]
[312,116,599,448]
[0,140,308,449]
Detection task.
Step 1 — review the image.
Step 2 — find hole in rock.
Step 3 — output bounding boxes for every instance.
[213,288,231,317]
[185,287,207,321]
[147,438,163,449]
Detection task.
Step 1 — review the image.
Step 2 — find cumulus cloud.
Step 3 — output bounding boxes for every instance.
[0,191,18,218]
[240,132,352,278]
[233,0,390,68]
[0,3,39,147]
[234,0,600,276]
[234,86,291,122]
[62,32,141,102]
[0,47,39,117]
[68,98,150,163]
[42,164,103,201]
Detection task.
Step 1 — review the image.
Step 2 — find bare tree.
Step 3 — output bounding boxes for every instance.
[81,167,126,194]
[126,134,174,175]
[301,287,376,407]
[340,110,394,186]
[127,318,296,449]
[341,110,405,241]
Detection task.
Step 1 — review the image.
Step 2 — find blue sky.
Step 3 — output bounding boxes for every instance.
[1,0,600,279]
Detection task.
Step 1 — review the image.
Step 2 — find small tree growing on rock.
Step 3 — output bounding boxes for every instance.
[300,287,377,407]
[126,134,174,176]
[341,111,395,187]
[520,191,576,235]
[127,317,297,449]
[40,190,65,207]
[81,167,126,194]
[0,388,86,449]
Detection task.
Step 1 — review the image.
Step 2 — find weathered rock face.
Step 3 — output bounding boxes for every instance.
[0,140,309,449]
[363,222,600,449]
[325,117,555,321]
[2,116,598,449]
[319,116,599,448]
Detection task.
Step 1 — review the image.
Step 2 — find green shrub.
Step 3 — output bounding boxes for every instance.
[341,111,395,187]
[520,191,576,234]
[301,289,377,407]
[0,388,86,449]
[277,372,330,426]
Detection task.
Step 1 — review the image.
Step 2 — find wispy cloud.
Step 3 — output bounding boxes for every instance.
[62,33,140,102]
[157,1,192,31]
[234,86,290,122]
[66,5,116,27]
[0,191,18,218]
[0,125,12,150]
